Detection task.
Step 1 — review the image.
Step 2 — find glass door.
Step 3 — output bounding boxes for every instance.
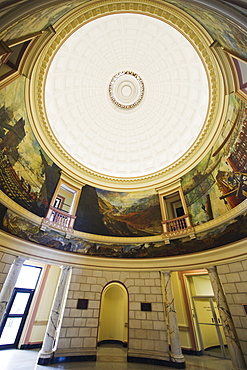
[0,264,42,349]
[0,288,34,348]
[192,296,229,358]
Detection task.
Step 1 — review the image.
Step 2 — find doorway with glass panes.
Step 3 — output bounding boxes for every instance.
[0,264,41,349]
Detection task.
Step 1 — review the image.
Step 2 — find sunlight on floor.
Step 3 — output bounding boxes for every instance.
[0,344,233,370]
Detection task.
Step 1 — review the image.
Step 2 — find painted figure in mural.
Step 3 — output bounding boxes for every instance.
[217,171,247,208]
[0,104,60,216]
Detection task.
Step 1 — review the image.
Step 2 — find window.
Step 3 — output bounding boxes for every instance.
[157,183,195,241]
[41,174,82,235]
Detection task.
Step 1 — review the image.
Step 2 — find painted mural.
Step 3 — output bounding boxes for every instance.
[0,1,90,41]
[1,1,246,62]
[0,0,247,258]
[2,208,247,258]
[74,186,163,237]
[182,94,247,226]
[165,0,247,61]
[222,1,247,16]
[0,1,22,18]
[0,77,60,216]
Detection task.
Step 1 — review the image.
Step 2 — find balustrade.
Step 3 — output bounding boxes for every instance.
[162,214,191,234]
[45,206,76,229]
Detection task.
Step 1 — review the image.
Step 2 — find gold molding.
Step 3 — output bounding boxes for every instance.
[194,198,247,234]
[224,50,247,103]
[27,0,227,191]
[0,31,46,90]
[0,41,12,66]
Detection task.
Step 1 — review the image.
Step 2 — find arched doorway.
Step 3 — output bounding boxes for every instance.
[98,282,128,346]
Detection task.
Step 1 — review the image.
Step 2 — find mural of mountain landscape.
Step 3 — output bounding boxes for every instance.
[74,186,163,237]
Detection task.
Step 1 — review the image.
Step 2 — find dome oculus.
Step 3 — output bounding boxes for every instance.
[109,71,144,109]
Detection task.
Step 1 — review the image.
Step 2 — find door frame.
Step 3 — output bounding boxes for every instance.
[0,287,34,349]
[192,296,229,359]
[178,270,208,353]
[0,263,42,350]
[97,281,129,348]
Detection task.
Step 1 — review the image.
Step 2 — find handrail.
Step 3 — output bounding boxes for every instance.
[162,214,190,233]
[45,206,76,229]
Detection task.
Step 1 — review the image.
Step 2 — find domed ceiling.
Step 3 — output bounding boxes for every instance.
[44,13,209,179]
[1,0,247,264]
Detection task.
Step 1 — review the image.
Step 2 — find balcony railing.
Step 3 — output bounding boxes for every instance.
[162,214,195,242]
[41,206,76,235]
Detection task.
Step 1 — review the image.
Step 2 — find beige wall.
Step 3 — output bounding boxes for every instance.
[98,283,128,343]
[56,268,169,362]
[171,272,192,350]
[0,255,61,347]
[28,264,60,343]
[58,187,74,213]
[1,244,246,366]
[217,259,247,365]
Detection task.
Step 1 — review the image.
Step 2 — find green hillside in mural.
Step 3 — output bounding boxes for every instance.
[96,188,163,237]
[74,186,163,237]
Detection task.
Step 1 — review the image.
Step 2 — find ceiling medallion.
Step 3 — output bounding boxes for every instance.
[109,71,144,109]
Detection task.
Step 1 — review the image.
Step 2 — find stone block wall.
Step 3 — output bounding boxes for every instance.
[56,268,169,362]
[0,251,16,291]
[128,271,169,361]
[217,259,247,365]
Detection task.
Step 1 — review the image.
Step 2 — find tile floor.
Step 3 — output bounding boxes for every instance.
[0,344,233,370]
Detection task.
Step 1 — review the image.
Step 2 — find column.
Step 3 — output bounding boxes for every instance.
[162,271,185,367]
[38,265,71,365]
[208,267,246,370]
[0,256,26,325]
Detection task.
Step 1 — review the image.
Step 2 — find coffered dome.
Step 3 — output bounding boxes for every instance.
[44,12,209,180]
